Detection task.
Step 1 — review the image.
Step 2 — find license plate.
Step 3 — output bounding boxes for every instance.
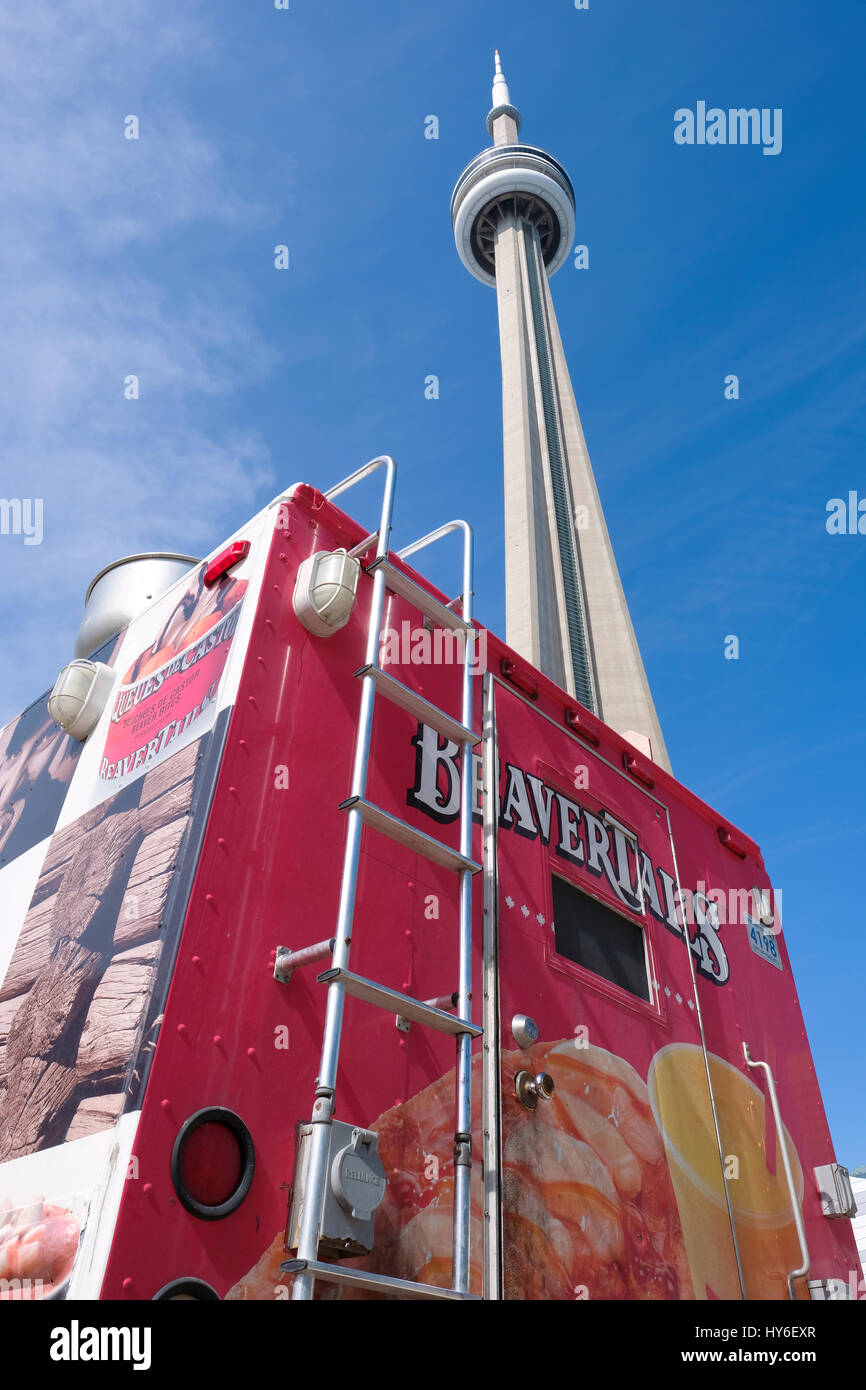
[746,916,783,970]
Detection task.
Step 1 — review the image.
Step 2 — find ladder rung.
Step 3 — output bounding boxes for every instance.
[366,557,473,634]
[317,967,482,1038]
[339,796,481,875]
[356,664,480,746]
[281,1258,480,1301]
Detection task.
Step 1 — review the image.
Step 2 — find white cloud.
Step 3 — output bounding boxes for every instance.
[0,3,277,721]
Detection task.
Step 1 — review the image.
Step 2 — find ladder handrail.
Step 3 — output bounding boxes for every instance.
[292,461,481,1302]
[397,518,478,1293]
[324,455,397,567]
[292,459,399,1303]
[397,518,475,625]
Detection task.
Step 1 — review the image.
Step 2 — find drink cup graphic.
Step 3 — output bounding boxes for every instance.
[648,1043,805,1300]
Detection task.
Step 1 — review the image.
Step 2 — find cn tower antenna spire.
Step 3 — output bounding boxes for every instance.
[492,50,512,108]
[451,57,671,769]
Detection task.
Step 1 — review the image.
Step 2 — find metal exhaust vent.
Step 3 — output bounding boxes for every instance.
[74,552,200,658]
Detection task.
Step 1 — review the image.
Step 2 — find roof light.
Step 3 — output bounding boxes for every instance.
[203,540,250,588]
[47,660,115,741]
[293,549,360,637]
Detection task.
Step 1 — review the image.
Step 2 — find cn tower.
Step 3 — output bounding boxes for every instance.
[451,54,670,771]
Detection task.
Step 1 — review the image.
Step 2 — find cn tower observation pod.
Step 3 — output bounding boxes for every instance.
[450,145,575,287]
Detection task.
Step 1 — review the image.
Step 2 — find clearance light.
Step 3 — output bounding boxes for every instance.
[499,658,538,699]
[47,660,115,742]
[564,707,600,746]
[622,751,655,789]
[718,827,748,859]
[203,540,250,588]
[293,549,360,637]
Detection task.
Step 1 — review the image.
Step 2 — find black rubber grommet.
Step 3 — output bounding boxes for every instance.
[152,1277,221,1301]
[170,1106,255,1221]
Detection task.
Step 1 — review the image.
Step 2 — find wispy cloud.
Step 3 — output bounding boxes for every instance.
[0,3,277,721]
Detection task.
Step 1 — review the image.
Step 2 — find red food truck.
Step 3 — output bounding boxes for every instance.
[0,457,860,1301]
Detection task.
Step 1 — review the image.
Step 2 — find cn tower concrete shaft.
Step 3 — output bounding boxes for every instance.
[452,58,670,771]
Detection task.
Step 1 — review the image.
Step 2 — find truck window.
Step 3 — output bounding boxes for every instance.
[551,874,650,1002]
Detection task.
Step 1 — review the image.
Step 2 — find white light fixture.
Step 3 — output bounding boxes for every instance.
[751,886,774,927]
[293,549,360,637]
[48,660,116,741]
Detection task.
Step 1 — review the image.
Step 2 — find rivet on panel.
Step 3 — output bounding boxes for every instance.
[143,1183,153,1196]
[176,1023,187,1037]
[122,1278,134,1292]
[247,1047,256,1058]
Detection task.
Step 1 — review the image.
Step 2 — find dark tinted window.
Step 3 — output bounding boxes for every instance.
[552,875,649,1001]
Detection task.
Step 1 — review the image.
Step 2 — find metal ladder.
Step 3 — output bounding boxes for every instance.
[284,455,483,1301]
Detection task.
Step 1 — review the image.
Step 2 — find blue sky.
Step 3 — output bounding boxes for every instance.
[0,2,864,1162]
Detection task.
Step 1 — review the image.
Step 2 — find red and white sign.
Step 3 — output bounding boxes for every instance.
[99,600,242,785]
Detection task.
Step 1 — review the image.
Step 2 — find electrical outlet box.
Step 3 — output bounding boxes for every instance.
[288,1120,386,1259]
[814,1162,857,1218]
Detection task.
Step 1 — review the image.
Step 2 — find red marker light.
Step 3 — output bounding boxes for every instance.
[203,540,251,588]
[564,707,600,746]
[622,752,655,789]
[500,659,539,700]
[718,827,748,859]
